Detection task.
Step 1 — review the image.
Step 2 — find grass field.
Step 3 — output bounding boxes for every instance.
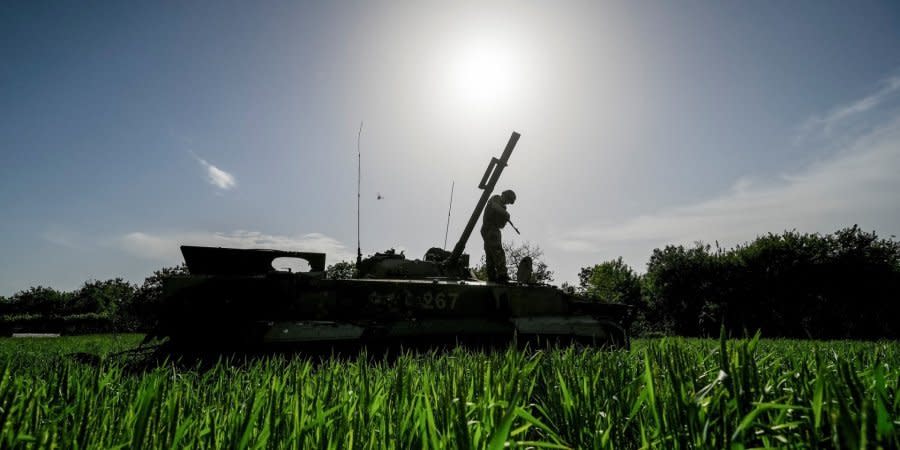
[0,335,897,449]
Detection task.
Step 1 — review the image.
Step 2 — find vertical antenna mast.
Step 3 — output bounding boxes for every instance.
[356,122,363,266]
[443,181,455,249]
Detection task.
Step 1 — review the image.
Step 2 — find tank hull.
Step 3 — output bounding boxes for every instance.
[156,275,629,350]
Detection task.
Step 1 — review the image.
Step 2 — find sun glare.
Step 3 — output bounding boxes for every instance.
[443,37,523,113]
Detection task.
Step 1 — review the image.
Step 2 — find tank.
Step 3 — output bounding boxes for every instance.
[150,132,630,350]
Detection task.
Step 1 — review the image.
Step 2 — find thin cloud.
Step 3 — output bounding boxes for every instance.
[116,230,353,265]
[40,228,84,250]
[797,75,900,140]
[555,111,900,267]
[190,151,236,190]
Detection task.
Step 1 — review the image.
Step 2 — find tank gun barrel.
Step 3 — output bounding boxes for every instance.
[447,131,520,267]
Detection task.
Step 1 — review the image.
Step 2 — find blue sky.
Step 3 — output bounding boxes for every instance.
[2,1,900,294]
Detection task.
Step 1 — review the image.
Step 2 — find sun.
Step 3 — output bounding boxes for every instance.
[444,37,523,112]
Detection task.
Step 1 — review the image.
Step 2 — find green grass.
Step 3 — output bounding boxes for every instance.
[0,335,897,448]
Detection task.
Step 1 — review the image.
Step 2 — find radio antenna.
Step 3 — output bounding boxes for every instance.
[443,180,455,249]
[356,121,363,266]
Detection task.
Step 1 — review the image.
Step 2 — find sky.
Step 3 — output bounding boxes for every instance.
[2,1,900,295]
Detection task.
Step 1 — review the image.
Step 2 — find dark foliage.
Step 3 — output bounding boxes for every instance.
[640,226,900,338]
[1,284,124,335]
[1,286,72,317]
[0,267,186,335]
[70,278,135,316]
[126,265,189,331]
[577,257,646,333]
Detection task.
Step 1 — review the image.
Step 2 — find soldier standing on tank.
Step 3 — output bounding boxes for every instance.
[481,189,516,282]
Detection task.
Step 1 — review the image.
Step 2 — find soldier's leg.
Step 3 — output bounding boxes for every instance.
[494,242,508,282]
[484,245,497,281]
[482,228,497,281]
[484,229,506,282]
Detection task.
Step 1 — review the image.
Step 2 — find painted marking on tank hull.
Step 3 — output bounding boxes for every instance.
[263,321,365,342]
[367,290,460,310]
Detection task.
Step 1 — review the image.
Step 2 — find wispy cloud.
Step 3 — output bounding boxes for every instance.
[40,228,84,249]
[556,96,900,268]
[190,152,236,190]
[797,75,900,140]
[116,230,352,265]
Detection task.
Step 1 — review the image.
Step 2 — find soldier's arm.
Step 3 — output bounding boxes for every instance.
[487,196,511,221]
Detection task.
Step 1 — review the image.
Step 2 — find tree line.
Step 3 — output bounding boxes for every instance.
[2,225,897,338]
[577,226,900,339]
[0,266,186,335]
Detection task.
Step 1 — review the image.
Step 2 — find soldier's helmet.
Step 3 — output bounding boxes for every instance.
[501,190,516,204]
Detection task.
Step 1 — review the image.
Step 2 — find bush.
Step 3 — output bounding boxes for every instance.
[125,265,189,331]
[6,286,71,317]
[641,226,900,338]
[577,258,647,333]
[70,278,136,316]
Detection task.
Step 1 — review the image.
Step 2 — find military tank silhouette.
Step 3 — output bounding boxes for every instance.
[150,132,630,350]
